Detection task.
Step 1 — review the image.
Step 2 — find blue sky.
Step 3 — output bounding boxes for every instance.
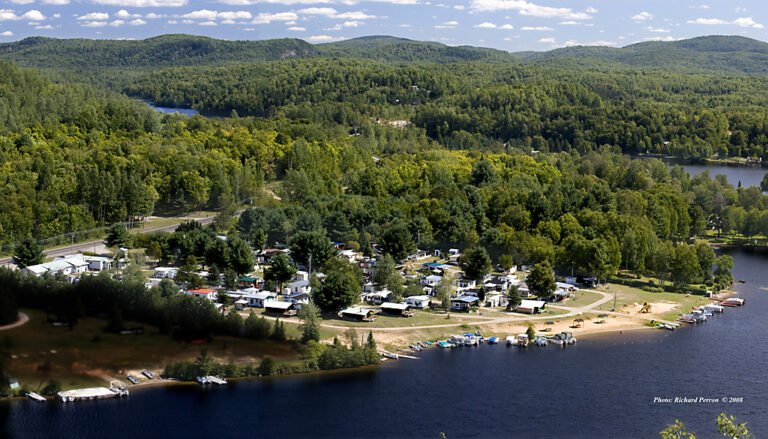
[0,0,766,51]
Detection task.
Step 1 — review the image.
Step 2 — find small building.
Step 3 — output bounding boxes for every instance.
[246,291,277,308]
[234,299,249,311]
[54,255,89,274]
[363,290,392,305]
[406,295,431,309]
[283,291,310,306]
[85,256,112,271]
[264,300,298,316]
[457,278,477,289]
[285,279,311,295]
[421,275,442,287]
[153,267,178,279]
[380,302,413,317]
[515,299,546,314]
[294,270,309,282]
[186,288,218,301]
[338,307,378,322]
[238,276,259,289]
[451,295,480,311]
[485,292,506,308]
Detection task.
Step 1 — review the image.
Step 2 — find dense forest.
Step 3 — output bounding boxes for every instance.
[3,34,768,285]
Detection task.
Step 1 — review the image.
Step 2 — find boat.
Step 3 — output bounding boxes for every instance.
[721,297,745,307]
[516,334,529,347]
[196,376,210,385]
[656,323,675,331]
[533,336,548,346]
[206,376,227,385]
[505,336,516,346]
[410,344,422,352]
[27,392,46,402]
[678,314,696,324]
[703,304,725,313]
[437,341,454,348]
[126,375,140,385]
[141,370,155,379]
[487,337,498,345]
[690,310,707,323]
[381,352,399,359]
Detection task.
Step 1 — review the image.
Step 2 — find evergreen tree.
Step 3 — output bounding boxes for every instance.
[12,237,43,269]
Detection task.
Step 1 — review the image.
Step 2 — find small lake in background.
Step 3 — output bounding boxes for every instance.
[145,102,199,117]
[679,163,766,189]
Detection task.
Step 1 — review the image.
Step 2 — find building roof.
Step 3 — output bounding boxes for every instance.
[253,291,277,300]
[519,299,546,308]
[187,288,217,295]
[239,276,258,282]
[381,302,410,311]
[287,279,310,288]
[452,295,480,304]
[155,267,178,272]
[556,282,576,289]
[264,300,294,310]
[425,275,442,281]
[340,307,375,317]
[407,295,431,302]
[24,265,48,274]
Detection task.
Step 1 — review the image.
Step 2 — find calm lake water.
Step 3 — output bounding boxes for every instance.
[2,248,767,438]
[680,163,765,189]
[145,102,200,117]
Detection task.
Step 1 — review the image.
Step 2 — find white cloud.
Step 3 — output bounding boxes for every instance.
[78,12,109,20]
[434,20,457,29]
[631,12,653,22]
[251,12,298,24]
[181,9,218,20]
[643,36,681,42]
[474,21,497,28]
[1,30,13,36]
[735,7,747,13]
[34,24,53,29]
[342,20,360,27]
[453,4,464,9]
[470,0,592,20]
[499,23,513,29]
[687,16,763,28]
[220,0,332,4]
[563,39,616,47]
[42,0,70,4]
[91,0,188,7]
[585,7,597,14]
[130,18,146,25]
[109,19,124,26]
[334,11,375,19]
[81,20,108,27]
[198,20,217,25]
[297,7,337,15]
[9,0,35,5]
[144,12,163,19]
[307,34,336,42]
[539,36,555,44]
[115,9,131,18]
[521,25,552,31]
[689,4,709,9]
[287,26,305,31]
[559,20,578,25]
[647,26,670,33]
[22,9,44,20]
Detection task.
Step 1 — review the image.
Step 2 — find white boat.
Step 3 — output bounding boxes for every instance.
[703,304,725,313]
[505,336,516,346]
[516,334,529,347]
[533,336,548,346]
[196,376,210,385]
[721,297,745,307]
[27,392,46,402]
[206,376,227,385]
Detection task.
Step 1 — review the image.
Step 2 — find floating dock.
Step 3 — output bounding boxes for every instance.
[57,387,129,402]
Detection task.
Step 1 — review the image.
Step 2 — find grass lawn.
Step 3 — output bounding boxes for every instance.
[3,309,300,391]
[594,284,709,321]
[562,290,604,308]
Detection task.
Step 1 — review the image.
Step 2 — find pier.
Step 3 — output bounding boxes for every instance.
[57,387,129,402]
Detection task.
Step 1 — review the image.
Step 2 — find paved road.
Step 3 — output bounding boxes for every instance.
[0,216,215,266]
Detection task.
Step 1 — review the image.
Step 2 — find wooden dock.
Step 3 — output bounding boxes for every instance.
[58,387,129,402]
[27,392,46,402]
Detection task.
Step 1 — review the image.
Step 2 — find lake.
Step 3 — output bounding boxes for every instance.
[679,163,765,189]
[2,248,766,438]
[145,102,200,117]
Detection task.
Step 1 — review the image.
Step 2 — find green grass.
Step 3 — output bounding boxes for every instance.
[4,309,301,391]
[594,283,709,321]
[561,290,604,308]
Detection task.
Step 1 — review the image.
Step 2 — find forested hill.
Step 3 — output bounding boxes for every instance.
[0,35,318,68]
[0,34,514,68]
[517,35,768,74]
[3,34,768,71]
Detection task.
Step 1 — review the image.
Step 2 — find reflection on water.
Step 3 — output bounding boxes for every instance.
[145,102,199,117]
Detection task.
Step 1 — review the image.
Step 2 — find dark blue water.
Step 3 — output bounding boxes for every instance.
[681,163,765,189]
[3,249,767,438]
[145,102,199,117]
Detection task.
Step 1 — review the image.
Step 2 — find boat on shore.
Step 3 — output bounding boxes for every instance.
[505,336,516,346]
[487,337,498,345]
[206,376,227,385]
[721,297,745,307]
[27,392,46,402]
[437,341,455,348]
